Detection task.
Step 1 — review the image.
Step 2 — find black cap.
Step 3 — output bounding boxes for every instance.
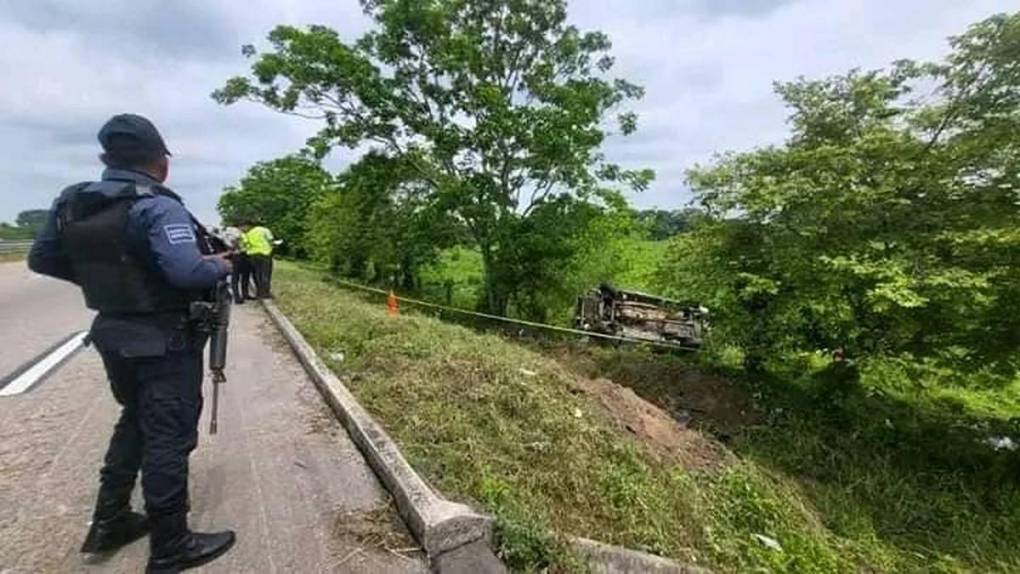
[97,113,171,159]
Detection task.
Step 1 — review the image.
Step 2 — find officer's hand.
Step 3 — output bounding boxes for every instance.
[205,254,233,274]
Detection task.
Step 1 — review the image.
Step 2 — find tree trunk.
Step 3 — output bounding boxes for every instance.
[400,253,416,291]
[480,245,509,316]
[347,250,367,280]
[742,295,771,377]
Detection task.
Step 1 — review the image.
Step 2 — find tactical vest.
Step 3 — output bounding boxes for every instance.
[58,183,196,314]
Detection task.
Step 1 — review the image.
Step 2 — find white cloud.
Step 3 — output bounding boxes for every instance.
[571,0,1013,208]
[0,0,1015,223]
[0,0,371,223]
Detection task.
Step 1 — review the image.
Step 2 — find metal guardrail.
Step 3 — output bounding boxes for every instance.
[0,241,33,254]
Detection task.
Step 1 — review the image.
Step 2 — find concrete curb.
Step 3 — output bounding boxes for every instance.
[261,300,492,557]
[570,537,711,574]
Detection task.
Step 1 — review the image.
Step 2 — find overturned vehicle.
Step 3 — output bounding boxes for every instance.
[574,284,708,349]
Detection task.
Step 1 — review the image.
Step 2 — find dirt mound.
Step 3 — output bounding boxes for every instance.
[570,376,730,471]
[658,370,762,435]
[548,344,762,436]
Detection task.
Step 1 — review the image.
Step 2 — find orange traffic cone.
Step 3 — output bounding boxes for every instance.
[387,290,399,316]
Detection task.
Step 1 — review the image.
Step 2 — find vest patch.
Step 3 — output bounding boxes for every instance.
[164,223,196,245]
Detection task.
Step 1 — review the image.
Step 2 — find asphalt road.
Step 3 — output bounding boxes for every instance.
[0,262,92,380]
[0,262,427,573]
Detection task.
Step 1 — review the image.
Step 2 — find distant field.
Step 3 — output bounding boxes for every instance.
[418,246,485,310]
[275,260,1020,573]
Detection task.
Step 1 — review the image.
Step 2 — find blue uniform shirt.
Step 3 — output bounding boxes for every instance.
[29,168,228,290]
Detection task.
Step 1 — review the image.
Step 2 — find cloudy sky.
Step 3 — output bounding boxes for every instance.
[0,0,1013,225]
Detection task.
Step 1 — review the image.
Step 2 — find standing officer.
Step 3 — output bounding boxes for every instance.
[219,224,252,304]
[28,114,236,573]
[243,221,275,299]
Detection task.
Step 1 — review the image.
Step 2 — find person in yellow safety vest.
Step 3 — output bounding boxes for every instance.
[243,223,275,299]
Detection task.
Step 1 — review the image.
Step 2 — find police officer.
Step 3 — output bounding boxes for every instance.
[214,224,251,304]
[226,224,255,303]
[28,114,236,572]
[243,221,275,299]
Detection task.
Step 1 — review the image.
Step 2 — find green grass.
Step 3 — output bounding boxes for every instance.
[608,238,668,293]
[738,362,1020,573]
[586,344,1020,572]
[418,246,484,310]
[0,251,27,264]
[274,260,1020,572]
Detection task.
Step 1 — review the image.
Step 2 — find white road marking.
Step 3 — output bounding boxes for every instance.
[0,332,87,396]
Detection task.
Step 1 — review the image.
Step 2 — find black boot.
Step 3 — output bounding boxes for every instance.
[80,508,149,553]
[147,512,235,573]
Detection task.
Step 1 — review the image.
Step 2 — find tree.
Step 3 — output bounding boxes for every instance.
[15,210,48,235]
[214,0,651,314]
[0,223,31,241]
[0,209,48,240]
[510,199,653,322]
[307,152,462,288]
[658,13,1020,375]
[637,207,702,240]
[218,155,334,257]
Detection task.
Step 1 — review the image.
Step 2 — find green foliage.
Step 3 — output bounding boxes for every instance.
[271,262,813,571]
[418,210,663,323]
[477,473,568,571]
[218,154,333,257]
[276,261,1020,572]
[637,207,703,240]
[497,198,630,321]
[0,222,34,241]
[659,13,1020,375]
[734,363,1020,573]
[306,152,462,288]
[572,221,666,293]
[14,209,47,236]
[419,246,485,309]
[570,341,1020,573]
[215,0,651,314]
[0,209,48,241]
[509,205,663,322]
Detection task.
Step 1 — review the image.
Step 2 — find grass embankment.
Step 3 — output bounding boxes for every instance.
[560,346,1020,573]
[275,261,1020,573]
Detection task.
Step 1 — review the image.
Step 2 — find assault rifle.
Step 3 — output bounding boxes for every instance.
[192,227,232,434]
[191,280,230,434]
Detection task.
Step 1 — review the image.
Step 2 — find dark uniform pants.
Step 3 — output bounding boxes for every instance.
[230,252,253,301]
[251,254,272,298]
[95,341,204,518]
